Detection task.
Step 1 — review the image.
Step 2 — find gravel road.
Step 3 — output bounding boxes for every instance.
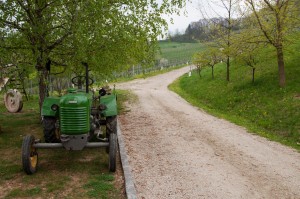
[117,66,300,199]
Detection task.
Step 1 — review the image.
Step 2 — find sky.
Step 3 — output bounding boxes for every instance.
[163,0,228,34]
[165,1,203,34]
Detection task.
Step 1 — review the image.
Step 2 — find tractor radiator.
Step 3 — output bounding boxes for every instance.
[60,107,89,134]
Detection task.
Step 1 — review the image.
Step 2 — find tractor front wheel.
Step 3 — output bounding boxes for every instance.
[108,133,117,172]
[22,135,38,175]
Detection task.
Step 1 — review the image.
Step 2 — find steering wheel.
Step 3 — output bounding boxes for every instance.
[71,76,94,86]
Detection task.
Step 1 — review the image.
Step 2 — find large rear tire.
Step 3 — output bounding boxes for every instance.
[43,117,60,143]
[108,133,117,172]
[22,135,38,175]
[106,116,117,154]
[106,116,117,135]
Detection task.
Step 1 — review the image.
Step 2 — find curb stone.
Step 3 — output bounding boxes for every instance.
[117,120,137,199]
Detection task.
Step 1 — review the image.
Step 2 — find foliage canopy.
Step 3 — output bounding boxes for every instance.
[0,0,185,108]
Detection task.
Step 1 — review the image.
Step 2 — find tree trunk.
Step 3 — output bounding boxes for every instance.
[252,67,255,84]
[276,46,285,87]
[197,65,201,77]
[226,56,230,81]
[38,68,49,113]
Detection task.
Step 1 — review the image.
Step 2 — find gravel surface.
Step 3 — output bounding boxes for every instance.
[117,66,300,199]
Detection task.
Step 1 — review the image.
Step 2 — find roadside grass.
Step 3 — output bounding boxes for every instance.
[116,89,138,114]
[169,46,300,151]
[0,94,125,198]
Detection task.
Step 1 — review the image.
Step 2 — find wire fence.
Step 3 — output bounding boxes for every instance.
[0,58,192,99]
[114,59,190,78]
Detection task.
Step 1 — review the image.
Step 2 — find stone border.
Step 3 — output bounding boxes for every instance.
[117,120,137,199]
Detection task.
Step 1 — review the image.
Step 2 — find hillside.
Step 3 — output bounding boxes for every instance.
[169,38,300,150]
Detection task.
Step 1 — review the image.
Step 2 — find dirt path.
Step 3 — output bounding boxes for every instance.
[117,66,300,199]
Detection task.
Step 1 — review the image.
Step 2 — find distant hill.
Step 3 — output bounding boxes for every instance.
[169,17,241,43]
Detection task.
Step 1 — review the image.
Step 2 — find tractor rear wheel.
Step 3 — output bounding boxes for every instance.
[43,117,60,143]
[22,135,38,174]
[108,133,117,172]
[106,116,117,154]
[106,116,117,135]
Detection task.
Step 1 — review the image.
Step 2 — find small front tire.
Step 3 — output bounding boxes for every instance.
[22,135,38,175]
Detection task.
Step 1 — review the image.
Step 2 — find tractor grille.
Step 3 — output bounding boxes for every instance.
[60,107,89,134]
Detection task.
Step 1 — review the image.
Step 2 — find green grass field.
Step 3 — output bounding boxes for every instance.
[157,41,206,64]
[169,40,300,150]
[0,93,127,198]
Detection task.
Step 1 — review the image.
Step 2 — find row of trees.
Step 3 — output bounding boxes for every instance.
[191,0,299,87]
[0,0,186,110]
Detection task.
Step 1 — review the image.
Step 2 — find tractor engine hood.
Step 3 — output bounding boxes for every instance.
[59,90,92,135]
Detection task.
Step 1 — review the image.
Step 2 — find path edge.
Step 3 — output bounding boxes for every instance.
[117,119,137,199]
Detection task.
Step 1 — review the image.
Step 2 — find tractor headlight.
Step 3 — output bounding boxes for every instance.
[51,104,59,111]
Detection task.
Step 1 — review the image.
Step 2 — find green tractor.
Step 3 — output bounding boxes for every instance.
[22,63,118,174]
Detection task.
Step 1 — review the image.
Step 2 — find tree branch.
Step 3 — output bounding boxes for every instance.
[247,0,275,46]
[47,31,71,51]
[17,0,34,25]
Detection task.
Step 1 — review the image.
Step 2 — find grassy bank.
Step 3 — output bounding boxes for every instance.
[0,94,126,198]
[169,45,300,151]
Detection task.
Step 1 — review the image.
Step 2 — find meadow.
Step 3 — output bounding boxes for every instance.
[157,41,206,65]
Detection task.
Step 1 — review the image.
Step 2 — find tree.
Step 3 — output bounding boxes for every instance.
[206,48,223,79]
[0,0,79,109]
[234,42,263,83]
[244,0,300,87]
[0,0,185,110]
[192,51,209,77]
[230,17,269,84]
[193,48,223,79]
[198,0,245,82]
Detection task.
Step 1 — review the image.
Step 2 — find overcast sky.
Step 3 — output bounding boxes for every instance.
[164,0,228,34]
[164,1,202,34]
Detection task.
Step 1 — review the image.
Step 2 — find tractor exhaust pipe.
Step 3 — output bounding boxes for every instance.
[82,62,89,93]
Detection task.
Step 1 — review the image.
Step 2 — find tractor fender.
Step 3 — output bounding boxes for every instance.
[41,97,60,117]
[100,94,117,117]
